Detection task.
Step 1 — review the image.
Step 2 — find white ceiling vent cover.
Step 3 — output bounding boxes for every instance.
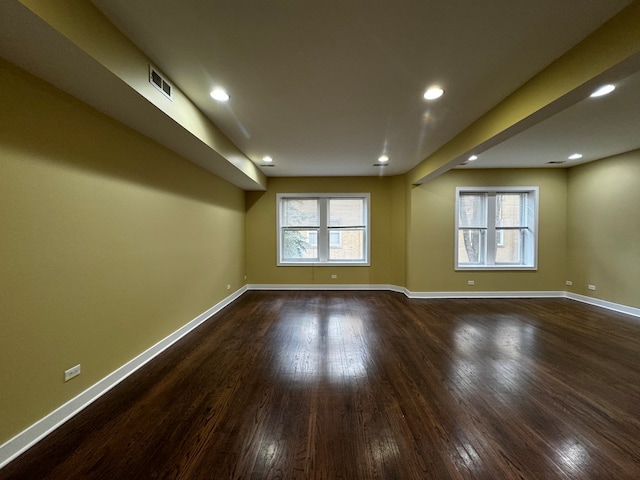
[149,66,172,100]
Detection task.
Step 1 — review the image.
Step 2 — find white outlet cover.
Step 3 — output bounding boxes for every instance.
[64,364,81,382]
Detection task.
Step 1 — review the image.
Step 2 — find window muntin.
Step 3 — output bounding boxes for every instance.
[455,187,538,270]
[278,194,370,265]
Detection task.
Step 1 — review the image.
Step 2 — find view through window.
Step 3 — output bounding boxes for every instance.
[278,194,370,265]
[455,187,538,270]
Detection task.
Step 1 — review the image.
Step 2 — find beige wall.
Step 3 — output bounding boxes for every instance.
[389,175,407,286]
[567,151,640,308]
[0,59,246,444]
[245,176,406,286]
[407,168,568,293]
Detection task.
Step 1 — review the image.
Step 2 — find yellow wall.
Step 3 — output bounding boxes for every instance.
[245,176,406,286]
[407,168,568,292]
[389,175,407,286]
[567,151,640,308]
[0,59,246,444]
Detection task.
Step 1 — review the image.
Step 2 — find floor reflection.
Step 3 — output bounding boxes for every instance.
[271,309,373,385]
[451,315,537,400]
[556,439,591,474]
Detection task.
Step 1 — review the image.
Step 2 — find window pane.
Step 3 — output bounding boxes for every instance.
[328,229,364,260]
[329,198,364,226]
[282,229,318,260]
[495,229,522,263]
[283,199,319,226]
[308,231,318,247]
[496,193,523,227]
[458,229,484,264]
[458,194,486,228]
[329,231,342,248]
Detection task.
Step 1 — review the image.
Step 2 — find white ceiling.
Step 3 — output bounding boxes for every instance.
[91,0,636,177]
[461,63,640,169]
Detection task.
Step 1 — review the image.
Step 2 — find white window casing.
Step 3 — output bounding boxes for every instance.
[455,186,539,270]
[277,193,370,266]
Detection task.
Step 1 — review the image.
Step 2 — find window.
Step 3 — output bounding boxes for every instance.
[278,193,370,265]
[455,186,538,270]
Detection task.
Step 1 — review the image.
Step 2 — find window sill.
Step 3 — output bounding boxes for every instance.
[278,261,370,267]
[456,265,537,271]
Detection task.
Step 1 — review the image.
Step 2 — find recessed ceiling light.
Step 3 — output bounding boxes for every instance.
[568,153,583,160]
[378,155,389,163]
[423,87,444,100]
[262,156,273,163]
[468,155,478,161]
[590,84,615,98]
[210,88,230,102]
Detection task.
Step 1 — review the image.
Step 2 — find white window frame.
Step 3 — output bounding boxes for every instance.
[455,186,539,271]
[277,193,370,266]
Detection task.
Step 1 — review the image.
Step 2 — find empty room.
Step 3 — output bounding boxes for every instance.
[1,1,640,478]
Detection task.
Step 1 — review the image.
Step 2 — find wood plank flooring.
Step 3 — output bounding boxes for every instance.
[2,291,640,479]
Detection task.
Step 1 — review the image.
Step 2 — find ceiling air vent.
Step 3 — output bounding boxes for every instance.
[149,66,172,100]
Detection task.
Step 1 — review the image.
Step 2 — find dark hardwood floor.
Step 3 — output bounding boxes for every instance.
[2,291,640,479]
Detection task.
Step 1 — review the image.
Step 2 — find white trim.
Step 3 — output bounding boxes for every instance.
[277,193,371,266]
[247,285,563,299]
[247,283,401,292]
[4,285,638,469]
[406,290,564,299]
[246,285,639,318]
[566,292,640,319]
[0,286,247,470]
[455,186,539,270]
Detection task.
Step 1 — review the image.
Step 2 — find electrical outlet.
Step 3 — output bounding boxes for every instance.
[588,284,596,291]
[243,275,247,280]
[566,280,573,286]
[331,274,337,279]
[226,284,231,290]
[64,364,81,382]
[467,280,475,286]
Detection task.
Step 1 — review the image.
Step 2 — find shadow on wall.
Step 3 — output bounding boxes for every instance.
[1,59,243,211]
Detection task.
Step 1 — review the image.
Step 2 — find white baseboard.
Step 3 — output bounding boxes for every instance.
[3,284,638,469]
[0,286,247,470]
[247,283,403,292]
[247,284,639,318]
[248,284,567,299]
[566,292,640,318]
[405,290,565,299]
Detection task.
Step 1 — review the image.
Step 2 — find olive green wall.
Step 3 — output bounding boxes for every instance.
[389,175,407,287]
[245,176,406,286]
[407,168,568,293]
[567,151,640,308]
[0,59,246,444]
